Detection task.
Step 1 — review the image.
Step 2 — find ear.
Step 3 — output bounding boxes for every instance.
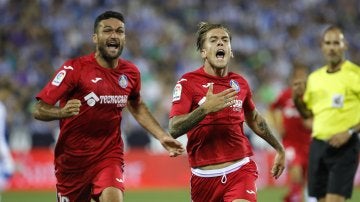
[92,33,97,44]
[201,49,206,59]
[230,50,234,58]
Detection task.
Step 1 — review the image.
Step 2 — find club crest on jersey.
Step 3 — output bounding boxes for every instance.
[230,79,240,92]
[118,74,128,88]
[172,84,182,102]
[51,70,66,86]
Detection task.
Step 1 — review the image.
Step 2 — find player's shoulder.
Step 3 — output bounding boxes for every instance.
[118,58,140,73]
[228,71,247,81]
[344,60,360,73]
[176,68,203,83]
[308,65,325,79]
[61,54,93,71]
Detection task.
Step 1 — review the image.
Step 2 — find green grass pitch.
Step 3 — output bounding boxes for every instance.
[1,187,360,202]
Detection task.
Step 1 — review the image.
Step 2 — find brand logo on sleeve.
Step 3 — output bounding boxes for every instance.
[51,70,66,86]
[63,65,74,70]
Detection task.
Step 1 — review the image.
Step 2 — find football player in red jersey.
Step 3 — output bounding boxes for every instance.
[169,22,285,202]
[32,11,184,202]
[269,63,312,202]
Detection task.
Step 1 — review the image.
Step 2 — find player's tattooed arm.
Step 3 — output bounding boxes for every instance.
[169,84,237,138]
[245,109,284,152]
[169,107,207,138]
[245,109,285,179]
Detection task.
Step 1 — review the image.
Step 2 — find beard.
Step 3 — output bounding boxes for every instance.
[98,44,123,61]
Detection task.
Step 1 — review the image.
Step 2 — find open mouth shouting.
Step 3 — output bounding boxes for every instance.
[216,49,225,59]
[106,40,120,53]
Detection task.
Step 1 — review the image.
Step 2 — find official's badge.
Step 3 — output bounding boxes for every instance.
[119,74,128,88]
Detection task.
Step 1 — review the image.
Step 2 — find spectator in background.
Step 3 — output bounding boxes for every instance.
[32,11,184,202]
[169,22,285,202]
[269,62,313,202]
[293,25,360,202]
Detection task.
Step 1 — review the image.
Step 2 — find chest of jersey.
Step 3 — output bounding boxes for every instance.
[72,67,136,110]
[190,78,248,124]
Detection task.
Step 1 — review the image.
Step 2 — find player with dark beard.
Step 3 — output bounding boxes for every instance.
[33,11,184,202]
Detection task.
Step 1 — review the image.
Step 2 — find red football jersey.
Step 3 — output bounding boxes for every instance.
[36,53,141,173]
[170,67,255,167]
[270,88,311,148]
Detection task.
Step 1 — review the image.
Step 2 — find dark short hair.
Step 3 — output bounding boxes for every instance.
[94,11,125,33]
[196,22,232,51]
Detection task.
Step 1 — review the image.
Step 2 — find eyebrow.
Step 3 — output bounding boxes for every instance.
[209,35,229,39]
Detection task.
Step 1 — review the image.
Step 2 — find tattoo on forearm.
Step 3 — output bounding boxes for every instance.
[254,114,282,150]
[170,107,207,138]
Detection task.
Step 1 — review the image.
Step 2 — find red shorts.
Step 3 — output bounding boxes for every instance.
[190,160,258,202]
[285,145,309,174]
[56,161,124,202]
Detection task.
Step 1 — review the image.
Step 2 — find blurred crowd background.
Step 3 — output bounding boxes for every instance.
[1,0,360,152]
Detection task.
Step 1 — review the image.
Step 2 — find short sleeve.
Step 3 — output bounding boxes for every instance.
[169,80,193,118]
[36,60,78,105]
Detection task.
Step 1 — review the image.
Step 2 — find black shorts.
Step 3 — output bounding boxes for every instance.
[308,134,359,199]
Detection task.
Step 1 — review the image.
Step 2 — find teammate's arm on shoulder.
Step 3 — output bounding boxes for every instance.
[33,99,81,121]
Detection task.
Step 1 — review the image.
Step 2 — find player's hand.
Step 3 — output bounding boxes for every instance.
[159,135,185,157]
[271,150,285,179]
[328,131,352,148]
[60,99,81,118]
[202,84,237,113]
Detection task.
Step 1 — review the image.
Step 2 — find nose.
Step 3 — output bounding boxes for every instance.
[110,31,118,38]
[217,39,224,46]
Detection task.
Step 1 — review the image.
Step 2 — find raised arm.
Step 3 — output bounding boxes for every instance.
[245,109,285,179]
[169,84,237,138]
[32,99,81,121]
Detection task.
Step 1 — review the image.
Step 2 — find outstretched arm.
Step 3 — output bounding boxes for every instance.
[127,99,184,157]
[245,109,285,179]
[32,99,81,121]
[169,84,237,138]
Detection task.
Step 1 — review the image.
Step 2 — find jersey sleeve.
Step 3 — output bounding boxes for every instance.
[242,82,256,112]
[169,79,193,118]
[128,70,141,104]
[35,60,79,105]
